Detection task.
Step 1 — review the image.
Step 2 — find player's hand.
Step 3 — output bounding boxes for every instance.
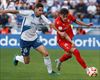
[87,23,93,27]
[71,41,75,47]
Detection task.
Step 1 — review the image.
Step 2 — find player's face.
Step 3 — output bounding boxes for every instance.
[35,7,43,16]
[60,14,67,22]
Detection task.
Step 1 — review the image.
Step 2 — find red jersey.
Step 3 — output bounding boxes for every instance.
[55,14,76,42]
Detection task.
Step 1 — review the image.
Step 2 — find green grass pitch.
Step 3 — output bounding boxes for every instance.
[0,48,100,80]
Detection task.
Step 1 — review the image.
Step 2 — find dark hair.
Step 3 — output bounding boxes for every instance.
[35,3,44,8]
[60,8,69,15]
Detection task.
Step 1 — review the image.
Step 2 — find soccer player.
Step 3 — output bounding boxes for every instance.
[54,8,93,74]
[0,3,55,74]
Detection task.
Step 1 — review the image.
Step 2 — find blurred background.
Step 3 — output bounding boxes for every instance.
[0,0,100,35]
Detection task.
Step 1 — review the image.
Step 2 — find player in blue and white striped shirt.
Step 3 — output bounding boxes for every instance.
[0,3,55,74]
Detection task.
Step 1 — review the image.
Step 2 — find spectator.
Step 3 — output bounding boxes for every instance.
[61,0,73,9]
[47,0,54,7]
[97,0,100,4]
[89,0,97,3]
[6,1,16,10]
[6,1,17,27]
[0,13,9,26]
[0,26,11,34]
[50,0,60,19]
[61,0,69,9]
[96,3,100,24]
[75,0,87,21]
[0,0,3,9]
[87,2,97,22]
[76,27,86,35]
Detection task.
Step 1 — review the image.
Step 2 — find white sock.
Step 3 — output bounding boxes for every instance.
[44,56,52,74]
[85,67,89,72]
[16,55,24,64]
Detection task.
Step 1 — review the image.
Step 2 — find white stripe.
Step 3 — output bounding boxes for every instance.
[20,17,26,33]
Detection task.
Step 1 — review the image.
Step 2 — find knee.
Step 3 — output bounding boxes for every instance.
[43,51,49,57]
[69,55,72,58]
[68,53,72,58]
[24,58,30,64]
[67,52,72,57]
[23,56,30,64]
[24,60,30,64]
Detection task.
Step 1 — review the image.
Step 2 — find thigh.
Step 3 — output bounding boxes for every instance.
[20,39,31,56]
[31,38,48,56]
[32,38,43,49]
[58,40,72,52]
[35,45,48,56]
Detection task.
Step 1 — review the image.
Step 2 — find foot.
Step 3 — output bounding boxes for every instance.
[13,56,18,66]
[55,59,62,71]
[49,71,56,75]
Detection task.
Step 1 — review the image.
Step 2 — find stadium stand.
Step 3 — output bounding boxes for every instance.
[0,0,100,34]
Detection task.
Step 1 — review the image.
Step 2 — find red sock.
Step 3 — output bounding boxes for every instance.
[60,53,72,62]
[73,49,87,69]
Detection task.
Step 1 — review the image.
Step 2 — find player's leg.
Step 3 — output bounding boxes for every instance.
[14,47,31,65]
[32,38,54,74]
[59,52,72,63]
[55,52,72,71]
[55,41,72,71]
[13,40,31,65]
[70,47,88,71]
[35,45,55,74]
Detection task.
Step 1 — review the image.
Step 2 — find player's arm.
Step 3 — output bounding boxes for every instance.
[51,23,73,43]
[75,19,93,27]
[51,21,74,45]
[49,23,62,34]
[0,10,19,14]
[0,10,33,16]
[41,15,62,33]
[64,33,74,46]
[52,23,74,46]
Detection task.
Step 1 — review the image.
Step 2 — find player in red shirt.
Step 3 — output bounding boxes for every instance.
[54,8,93,74]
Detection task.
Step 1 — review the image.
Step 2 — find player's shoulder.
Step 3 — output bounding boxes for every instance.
[68,13,74,18]
[55,17,61,23]
[55,16,60,21]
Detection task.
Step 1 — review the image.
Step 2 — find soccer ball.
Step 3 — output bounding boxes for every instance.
[87,67,98,77]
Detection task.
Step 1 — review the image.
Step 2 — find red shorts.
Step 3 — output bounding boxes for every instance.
[57,39,72,52]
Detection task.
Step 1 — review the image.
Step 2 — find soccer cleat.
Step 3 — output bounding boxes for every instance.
[49,71,56,75]
[13,56,18,66]
[55,59,62,71]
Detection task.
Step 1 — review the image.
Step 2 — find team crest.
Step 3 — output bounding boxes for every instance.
[58,26,62,30]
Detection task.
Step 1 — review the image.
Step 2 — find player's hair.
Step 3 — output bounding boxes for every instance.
[60,8,69,15]
[35,3,44,8]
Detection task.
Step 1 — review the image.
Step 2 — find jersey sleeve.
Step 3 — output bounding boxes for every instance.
[54,20,58,28]
[54,19,59,29]
[41,15,52,25]
[19,10,34,16]
[70,14,76,22]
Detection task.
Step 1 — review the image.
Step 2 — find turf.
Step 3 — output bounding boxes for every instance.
[0,48,100,80]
